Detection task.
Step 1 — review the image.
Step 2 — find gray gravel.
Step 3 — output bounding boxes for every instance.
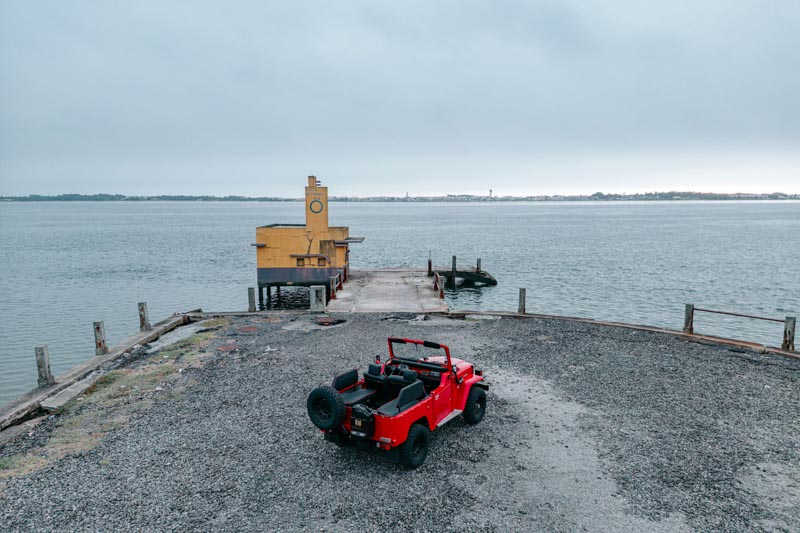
[1,313,798,532]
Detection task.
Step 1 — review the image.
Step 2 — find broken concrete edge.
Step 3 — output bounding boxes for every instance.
[0,315,189,433]
[447,310,800,361]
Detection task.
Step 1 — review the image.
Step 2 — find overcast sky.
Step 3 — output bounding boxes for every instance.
[1,1,798,196]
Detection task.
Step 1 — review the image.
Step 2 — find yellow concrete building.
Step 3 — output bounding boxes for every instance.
[254,176,363,295]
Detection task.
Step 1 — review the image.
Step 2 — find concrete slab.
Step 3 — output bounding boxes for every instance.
[327,270,447,313]
[41,371,104,411]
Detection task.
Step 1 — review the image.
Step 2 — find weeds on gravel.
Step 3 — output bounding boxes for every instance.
[0,319,230,480]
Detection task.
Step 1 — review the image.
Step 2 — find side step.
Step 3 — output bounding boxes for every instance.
[437,409,463,427]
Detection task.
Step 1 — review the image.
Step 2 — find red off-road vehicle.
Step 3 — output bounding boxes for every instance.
[306,337,488,468]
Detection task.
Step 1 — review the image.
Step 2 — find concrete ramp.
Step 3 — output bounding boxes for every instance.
[327,270,447,313]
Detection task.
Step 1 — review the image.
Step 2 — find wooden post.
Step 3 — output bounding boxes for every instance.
[784,316,796,352]
[683,304,694,334]
[248,287,256,312]
[330,276,337,299]
[476,258,481,272]
[138,302,151,331]
[93,321,108,355]
[427,258,433,277]
[518,288,526,314]
[35,345,55,387]
[451,255,457,287]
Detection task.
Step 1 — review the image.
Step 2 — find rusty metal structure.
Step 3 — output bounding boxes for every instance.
[253,176,363,300]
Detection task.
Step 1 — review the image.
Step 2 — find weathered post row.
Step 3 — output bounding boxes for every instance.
[683,304,694,334]
[93,321,108,355]
[35,345,54,387]
[138,302,151,331]
[784,316,796,352]
[248,287,257,313]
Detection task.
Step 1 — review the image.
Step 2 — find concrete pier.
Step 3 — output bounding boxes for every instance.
[326,269,448,313]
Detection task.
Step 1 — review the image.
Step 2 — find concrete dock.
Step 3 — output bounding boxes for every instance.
[0,312,797,532]
[327,269,447,313]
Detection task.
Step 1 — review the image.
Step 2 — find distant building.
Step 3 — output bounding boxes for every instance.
[253,177,363,295]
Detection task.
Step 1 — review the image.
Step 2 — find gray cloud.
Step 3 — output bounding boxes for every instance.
[1,0,798,195]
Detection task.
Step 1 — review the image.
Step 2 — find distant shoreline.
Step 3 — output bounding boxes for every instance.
[1,192,798,202]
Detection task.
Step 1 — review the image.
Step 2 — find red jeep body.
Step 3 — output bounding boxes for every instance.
[309,337,488,467]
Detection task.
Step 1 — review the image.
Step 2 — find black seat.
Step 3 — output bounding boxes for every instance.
[388,369,418,397]
[377,381,426,416]
[364,364,389,399]
[340,387,377,406]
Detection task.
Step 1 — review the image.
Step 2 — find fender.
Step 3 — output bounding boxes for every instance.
[456,376,487,411]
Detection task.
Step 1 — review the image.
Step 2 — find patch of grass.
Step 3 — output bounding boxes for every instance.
[0,320,229,481]
[199,317,231,329]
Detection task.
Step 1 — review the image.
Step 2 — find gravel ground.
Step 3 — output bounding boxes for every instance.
[1,313,798,532]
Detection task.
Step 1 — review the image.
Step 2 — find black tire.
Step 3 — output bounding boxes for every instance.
[399,423,430,469]
[307,386,346,430]
[463,386,487,425]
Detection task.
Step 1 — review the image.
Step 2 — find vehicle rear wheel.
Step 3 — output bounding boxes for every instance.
[463,387,487,425]
[398,423,430,469]
[307,385,346,430]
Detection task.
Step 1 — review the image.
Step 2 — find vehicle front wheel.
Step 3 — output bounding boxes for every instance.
[463,386,487,425]
[398,423,430,469]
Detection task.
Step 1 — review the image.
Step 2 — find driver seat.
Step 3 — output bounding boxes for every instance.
[388,369,418,397]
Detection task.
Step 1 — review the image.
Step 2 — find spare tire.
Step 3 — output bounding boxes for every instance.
[307,385,346,430]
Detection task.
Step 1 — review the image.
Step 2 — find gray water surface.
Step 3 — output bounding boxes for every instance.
[1,201,798,404]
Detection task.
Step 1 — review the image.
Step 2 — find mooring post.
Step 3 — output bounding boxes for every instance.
[518,288,526,314]
[310,286,326,312]
[683,304,694,334]
[784,316,796,352]
[427,258,433,277]
[248,287,256,312]
[476,258,481,272]
[451,255,457,287]
[93,321,108,355]
[35,345,55,387]
[137,302,151,331]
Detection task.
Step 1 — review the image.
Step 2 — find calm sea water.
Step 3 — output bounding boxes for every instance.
[1,201,798,405]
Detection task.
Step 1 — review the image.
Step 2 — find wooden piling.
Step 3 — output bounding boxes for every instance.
[248,287,256,312]
[35,345,54,387]
[451,256,457,287]
[683,304,694,334]
[518,288,526,314]
[477,258,481,272]
[138,302,151,331]
[427,258,433,277]
[93,321,108,355]
[784,316,796,352]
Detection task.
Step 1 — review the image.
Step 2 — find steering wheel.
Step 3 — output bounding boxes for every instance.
[385,362,407,376]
